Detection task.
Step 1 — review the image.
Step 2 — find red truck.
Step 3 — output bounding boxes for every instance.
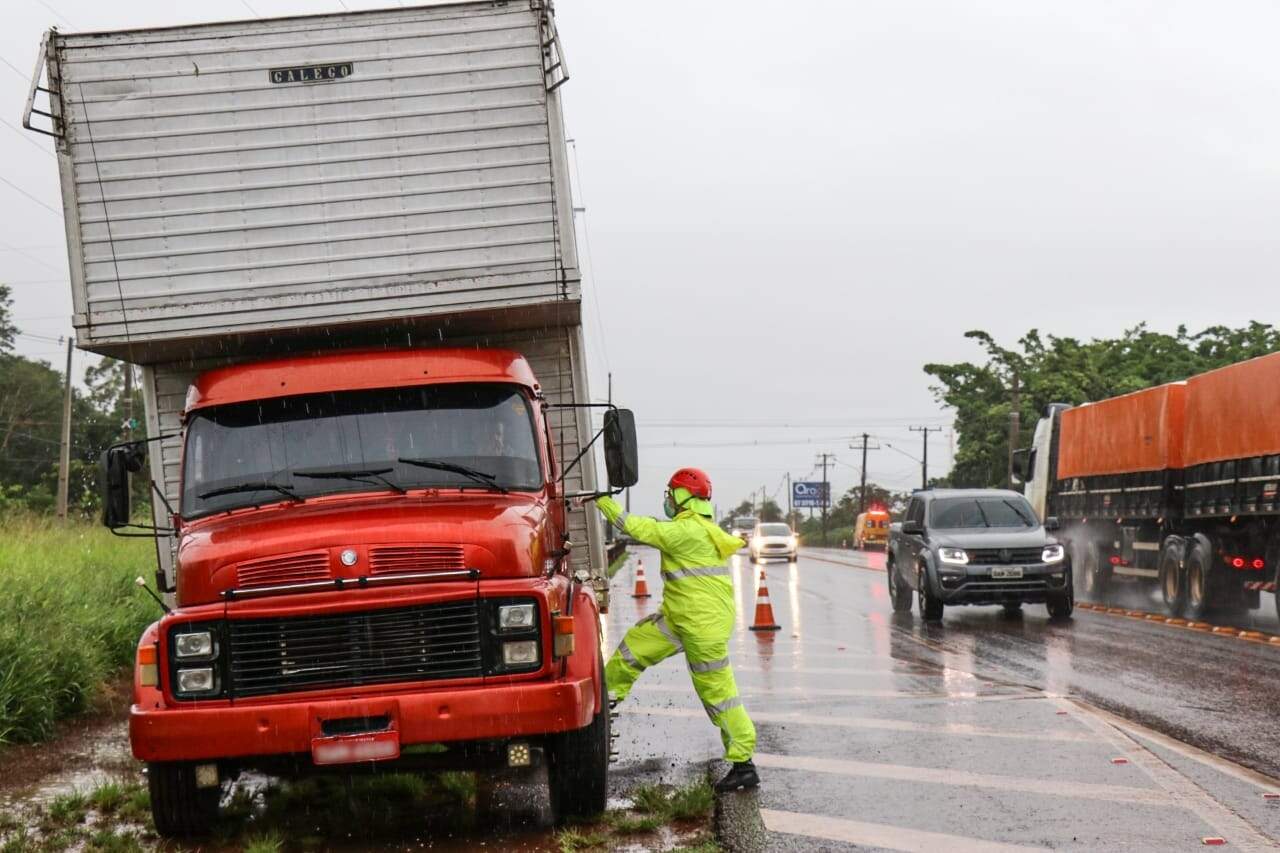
[1021,352,1280,620]
[32,1,636,835]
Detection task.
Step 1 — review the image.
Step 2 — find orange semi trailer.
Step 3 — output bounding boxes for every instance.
[1023,352,1280,620]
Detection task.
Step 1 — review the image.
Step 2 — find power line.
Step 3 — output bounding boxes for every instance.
[0,116,55,157]
[33,0,76,28]
[0,175,63,218]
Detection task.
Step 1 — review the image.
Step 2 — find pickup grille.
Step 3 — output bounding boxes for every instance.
[226,601,482,698]
[966,547,1044,565]
[236,551,331,588]
[368,545,465,574]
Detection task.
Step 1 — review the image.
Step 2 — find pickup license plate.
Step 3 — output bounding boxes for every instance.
[991,566,1024,579]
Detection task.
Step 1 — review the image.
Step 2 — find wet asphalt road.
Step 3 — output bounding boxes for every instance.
[606,546,1280,851]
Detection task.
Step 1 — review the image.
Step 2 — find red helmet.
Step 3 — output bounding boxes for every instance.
[668,467,712,499]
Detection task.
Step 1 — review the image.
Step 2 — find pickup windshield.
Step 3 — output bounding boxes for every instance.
[930,496,1037,529]
[182,383,541,519]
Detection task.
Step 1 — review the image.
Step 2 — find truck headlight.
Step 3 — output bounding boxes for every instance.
[1042,544,1065,564]
[176,667,217,694]
[498,603,536,632]
[502,640,539,667]
[173,630,215,660]
[938,547,969,566]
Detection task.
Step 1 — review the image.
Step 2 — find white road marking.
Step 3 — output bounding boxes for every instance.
[630,683,1044,702]
[763,808,1049,853]
[1054,698,1279,851]
[752,752,1170,805]
[1069,700,1280,795]
[629,705,1095,743]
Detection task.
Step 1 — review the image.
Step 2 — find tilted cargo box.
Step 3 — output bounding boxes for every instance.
[1053,383,1186,520]
[1183,352,1280,518]
[30,1,576,362]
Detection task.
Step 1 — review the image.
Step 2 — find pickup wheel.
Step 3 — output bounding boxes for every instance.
[547,651,609,824]
[1002,602,1023,617]
[917,565,944,622]
[887,560,912,613]
[1159,541,1187,617]
[147,762,219,838]
[1185,542,1213,620]
[1047,569,1074,621]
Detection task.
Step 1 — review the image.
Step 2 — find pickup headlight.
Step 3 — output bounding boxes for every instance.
[938,547,969,566]
[1042,544,1065,564]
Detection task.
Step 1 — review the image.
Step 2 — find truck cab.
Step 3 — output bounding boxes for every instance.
[106,349,638,835]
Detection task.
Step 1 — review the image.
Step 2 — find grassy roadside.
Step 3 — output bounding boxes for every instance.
[606,546,629,579]
[0,516,154,745]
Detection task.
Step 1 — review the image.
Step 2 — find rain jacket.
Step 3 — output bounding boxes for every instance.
[595,492,757,763]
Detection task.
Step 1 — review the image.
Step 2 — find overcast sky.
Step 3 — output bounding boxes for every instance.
[3,1,1279,517]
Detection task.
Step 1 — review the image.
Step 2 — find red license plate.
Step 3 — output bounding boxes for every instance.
[311,730,400,766]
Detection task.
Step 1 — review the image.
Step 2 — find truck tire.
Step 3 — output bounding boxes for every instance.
[1185,542,1213,620]
[917,564,944,622]
[1159,541,1187,617]
[1081,543,1109,601]
[887,560,912,613]
[547,652,609,824]
[147,762,219,837]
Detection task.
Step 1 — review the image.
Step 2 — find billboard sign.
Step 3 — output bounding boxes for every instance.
[792,481,829,508]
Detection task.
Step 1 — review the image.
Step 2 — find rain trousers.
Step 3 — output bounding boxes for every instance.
[595,494,757,763]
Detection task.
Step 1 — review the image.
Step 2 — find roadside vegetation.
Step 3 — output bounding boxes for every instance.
[0,516,153,745]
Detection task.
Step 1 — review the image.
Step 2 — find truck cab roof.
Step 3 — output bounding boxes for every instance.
[185,348,541,411]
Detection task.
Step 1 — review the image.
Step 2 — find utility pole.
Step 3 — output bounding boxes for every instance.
[1007,370,1020,489]
[909,426,943,490]
[849,433,879,512]
[786,472,792,528]
[56,338,73,519]
[816,453,833,546]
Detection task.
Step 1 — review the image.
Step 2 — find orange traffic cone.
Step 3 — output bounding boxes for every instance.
[632,559,652,599]
[749,578,781,631]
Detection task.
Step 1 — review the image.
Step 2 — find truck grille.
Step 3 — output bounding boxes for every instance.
[226,601,482,698]
[368,545,465,574]
[236,551,331,588]
[966,548,1044,565]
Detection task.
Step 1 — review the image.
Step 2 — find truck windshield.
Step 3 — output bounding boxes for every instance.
[181,383,541,519]
[930,497,1037,529]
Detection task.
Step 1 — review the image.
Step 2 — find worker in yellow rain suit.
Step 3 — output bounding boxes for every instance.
[589,467,759,792]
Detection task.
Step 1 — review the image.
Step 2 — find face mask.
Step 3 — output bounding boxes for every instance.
[663,493,678,518]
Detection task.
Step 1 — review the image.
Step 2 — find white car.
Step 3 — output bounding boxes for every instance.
[750,523,798,563]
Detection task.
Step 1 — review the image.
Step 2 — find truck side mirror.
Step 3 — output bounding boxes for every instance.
[1011,448,1029,481]
[901,520,924,536]
[101,443,145,529]
[602,408,639,488]
[1044,516,1060,531]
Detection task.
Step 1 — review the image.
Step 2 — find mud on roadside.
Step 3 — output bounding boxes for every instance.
[0,708,719,852]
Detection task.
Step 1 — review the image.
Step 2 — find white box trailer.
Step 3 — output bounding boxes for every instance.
[26,1,606,591]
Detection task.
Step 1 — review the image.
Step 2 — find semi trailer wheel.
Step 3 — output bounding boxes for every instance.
[1080,543,1109,600]
[547,652,609,824]
[147,762,220,837]
[1159,541,1186,617]
[1185,542,1213,620]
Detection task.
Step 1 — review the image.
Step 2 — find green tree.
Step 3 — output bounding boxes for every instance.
[926,323,1280,488]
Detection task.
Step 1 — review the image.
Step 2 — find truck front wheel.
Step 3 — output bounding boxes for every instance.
[547,652,609,823]
[147,762,219,837]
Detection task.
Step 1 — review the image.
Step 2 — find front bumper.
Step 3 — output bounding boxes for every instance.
[936,562,1070,605]
[130,676,594,763]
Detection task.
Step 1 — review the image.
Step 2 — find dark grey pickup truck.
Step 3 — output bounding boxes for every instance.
[885,489,1073,622]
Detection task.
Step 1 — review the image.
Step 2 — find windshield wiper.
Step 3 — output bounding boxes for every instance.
[294,466,407,495]
[1001,499,1032,526]
[397,458,509,494]
[973,500,991,527]
[198,481,303,503]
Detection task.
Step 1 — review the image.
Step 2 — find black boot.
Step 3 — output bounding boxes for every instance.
[714,760,760,792]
